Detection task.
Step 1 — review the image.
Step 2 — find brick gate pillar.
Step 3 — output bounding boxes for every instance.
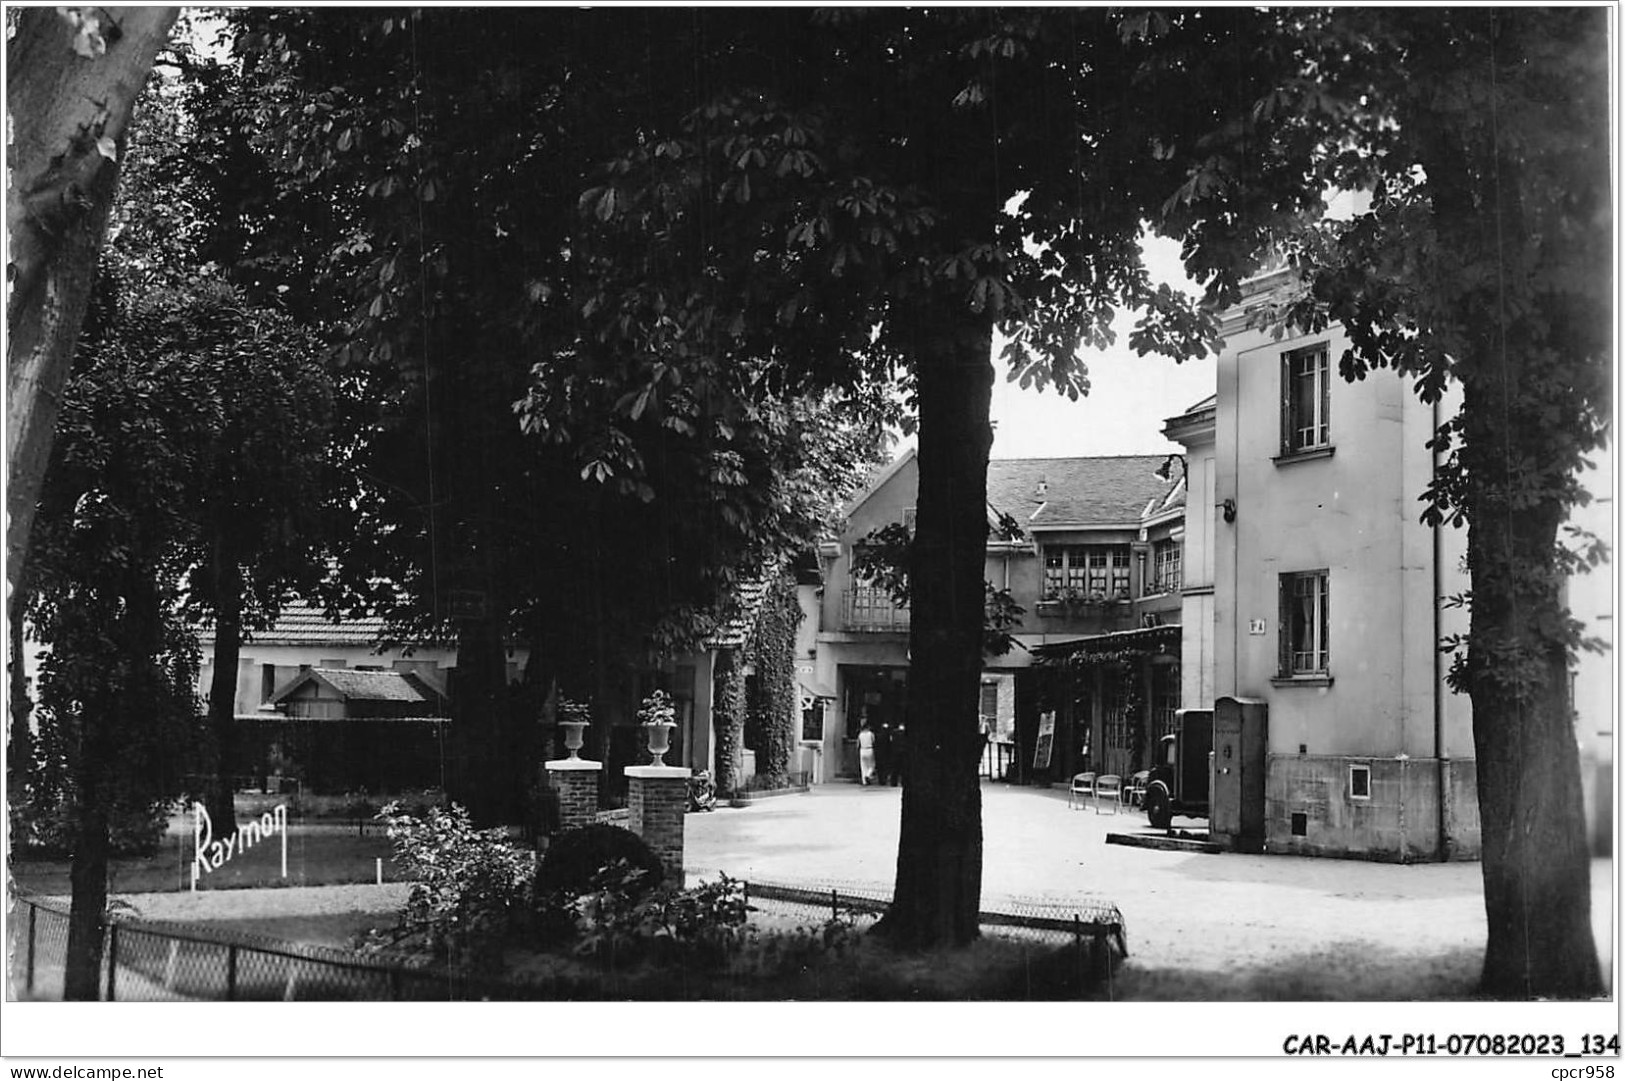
[624,765,690,887]
[545,759,603,833]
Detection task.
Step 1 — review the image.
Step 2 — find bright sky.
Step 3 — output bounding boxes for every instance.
[988,258,1215,461]
[903,232,1213,460]
[981,193,1369,459]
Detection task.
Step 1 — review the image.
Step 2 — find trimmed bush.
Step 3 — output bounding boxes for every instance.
[571,868,752,968]
[377,801,534,961]
[8,796,170,859]
[536,823,664,898]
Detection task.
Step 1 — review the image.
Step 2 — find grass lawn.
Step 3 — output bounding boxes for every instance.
[185,912,396,950]
[1093,944,1484,1001]
[10,827,397,895]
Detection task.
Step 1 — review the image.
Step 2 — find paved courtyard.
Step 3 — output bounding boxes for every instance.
[685,781,1615,980]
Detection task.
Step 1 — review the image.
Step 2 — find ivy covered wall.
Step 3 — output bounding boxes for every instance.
[744,574,802,786]
[712,646,747,795]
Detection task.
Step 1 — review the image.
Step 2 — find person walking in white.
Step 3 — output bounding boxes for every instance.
[858,723,878,786]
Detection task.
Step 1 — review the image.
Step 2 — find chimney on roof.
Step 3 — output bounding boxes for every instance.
[1035,477,1048,498]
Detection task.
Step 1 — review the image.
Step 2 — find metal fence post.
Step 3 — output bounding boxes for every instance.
[226,944,238,1001]
[25,903,37,992]
[105,924,119,1001]
[831,889,839,921]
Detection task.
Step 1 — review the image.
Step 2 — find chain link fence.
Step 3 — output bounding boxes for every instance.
[10,878,1125,1001]
[742,878,1124,948]
[7,895,515,1001]
[740,877,1126,990]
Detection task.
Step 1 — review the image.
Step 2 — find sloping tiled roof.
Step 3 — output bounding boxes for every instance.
[211,602,389,646]
[987,455,1180,528]
[273,667,443,704]
[704,575,773,650]
[1031,623,1183,662]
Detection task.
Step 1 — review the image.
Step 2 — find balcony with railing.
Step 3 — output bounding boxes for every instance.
[842,587,910,633]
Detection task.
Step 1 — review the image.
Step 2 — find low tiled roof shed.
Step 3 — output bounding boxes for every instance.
[270,667,448,720]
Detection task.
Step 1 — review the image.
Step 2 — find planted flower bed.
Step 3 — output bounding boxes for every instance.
[356,801,1121,1000]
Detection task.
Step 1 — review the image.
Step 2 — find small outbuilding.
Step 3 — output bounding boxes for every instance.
[254,668,451,794]
[270,667,449,720]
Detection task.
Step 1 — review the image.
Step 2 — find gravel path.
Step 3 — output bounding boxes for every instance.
[684,783,1614,979]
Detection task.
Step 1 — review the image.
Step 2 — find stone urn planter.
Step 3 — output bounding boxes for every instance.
[556,698,594,761]
[559,721,590,760]
[637,689,679,767]
[643,721,677,767]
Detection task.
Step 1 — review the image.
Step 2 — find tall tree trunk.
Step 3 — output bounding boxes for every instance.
[62,798,110,1000]
[1416,52,1606,997]
[449,612,513,825]
[874,308,995,948]
[205,544,243,828]
[1462,385,1602,999]
[8,588,35,802]
[6,7,177,593]
[63,581,135,1000]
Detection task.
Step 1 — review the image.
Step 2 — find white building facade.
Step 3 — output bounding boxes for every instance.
[1199,271,1479,860]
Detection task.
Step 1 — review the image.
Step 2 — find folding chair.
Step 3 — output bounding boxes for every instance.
[1125,770,1150,808]
[1093,774,1122,814]
[1067,772,1096,809]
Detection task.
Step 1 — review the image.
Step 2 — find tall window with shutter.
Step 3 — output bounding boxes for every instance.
[1279,570,1330,676]
[1281,343,1331,455]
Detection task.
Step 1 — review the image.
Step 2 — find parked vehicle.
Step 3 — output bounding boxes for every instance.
[687,769,717,813]
[1143,708,1212,829]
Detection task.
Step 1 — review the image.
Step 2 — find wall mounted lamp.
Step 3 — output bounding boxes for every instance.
[1220,498,1237,523]
[1153,453,1188,484]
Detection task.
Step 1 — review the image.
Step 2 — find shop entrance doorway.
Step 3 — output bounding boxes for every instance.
[838,665,909,781]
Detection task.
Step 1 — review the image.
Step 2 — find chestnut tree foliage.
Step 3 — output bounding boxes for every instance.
[561,7,1614,970]
[224,9,894,821]
[562,8,1263,946]
[12,35,337,998]
[21,323,204,999]
[1141,8,1610,998]
[17,282,332,998]
[14,5,1605,987]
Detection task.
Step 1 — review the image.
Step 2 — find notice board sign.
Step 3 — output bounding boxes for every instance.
[1033,710,1056,771]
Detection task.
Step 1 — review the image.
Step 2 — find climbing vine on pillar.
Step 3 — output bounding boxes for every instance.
[712,647,746,796]
[745,574,802,786]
